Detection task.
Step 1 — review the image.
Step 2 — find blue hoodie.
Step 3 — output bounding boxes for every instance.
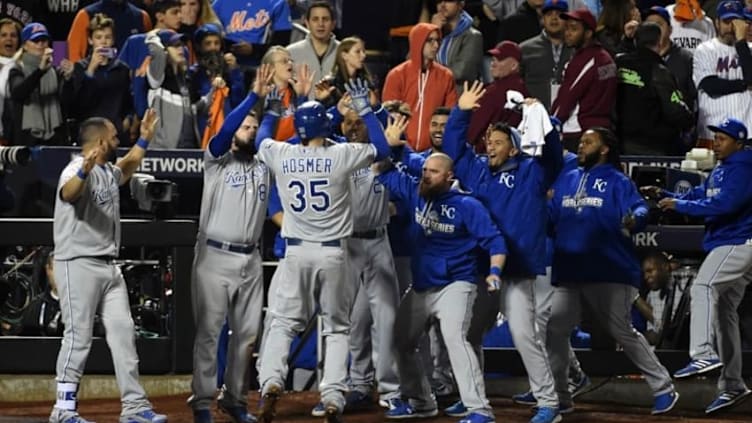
[440,107,563,278]
[549,163,648,287]
[377,168,507,291]
[545,151,579,266]
[664,149,752,251]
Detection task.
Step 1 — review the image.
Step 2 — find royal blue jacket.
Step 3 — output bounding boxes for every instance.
[664,149,752,251]
[377,168,507,291]
[545,151,579,266]
[549,163,648,287]
[439,107,563,278]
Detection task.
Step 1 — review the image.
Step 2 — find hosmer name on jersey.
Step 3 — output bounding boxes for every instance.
[281,157,333,174]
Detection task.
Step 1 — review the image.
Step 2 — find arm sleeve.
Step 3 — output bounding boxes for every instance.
[663,183,705,201]
[208,92,260,158]
[9,68,45,102]
[697,76,747,97]
[229,68,246,107]
[255,112,278,151]
[375,166,417,204]
[363,111,390,160]
[654,68,693,129]
[66,10,90,62]
[539,127,564,190]
[623,180,649,233]
[443,107,472,162]
[146,43,166,89]
[674,171,752,217]
[403,150,426,177]
[465,199,508,256]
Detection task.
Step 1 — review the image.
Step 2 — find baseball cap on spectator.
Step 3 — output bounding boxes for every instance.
[194,23,222,44]
[560,8,597,31]
[708,118,748,141]
[488,41,521,62]
[21,22,50,43]
[643,6,670,25]
[542,0,569,14]
[158,29,187,47]
[716,0,744,20]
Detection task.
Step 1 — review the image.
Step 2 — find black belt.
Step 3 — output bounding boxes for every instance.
[90,255,117,263]
[206,238,256,254]
[352,228,386,239]
[287,238,341,247]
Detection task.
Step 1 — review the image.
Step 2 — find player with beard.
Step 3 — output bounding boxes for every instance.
[188,66,271,423]
[375,134,505,423]
[547,127,678,415]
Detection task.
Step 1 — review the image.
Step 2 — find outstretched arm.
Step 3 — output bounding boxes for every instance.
[116,108,159,184]
[444,81,485,161]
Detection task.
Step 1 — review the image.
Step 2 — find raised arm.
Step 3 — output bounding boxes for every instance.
[345,78,391,160]
[116,108,159,184]
[444,81,485,161]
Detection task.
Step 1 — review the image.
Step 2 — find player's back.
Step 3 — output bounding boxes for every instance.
[258,139,376,242]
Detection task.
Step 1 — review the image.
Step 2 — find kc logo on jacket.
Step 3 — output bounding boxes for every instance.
[593,178,607,193]
[498,172,515,189]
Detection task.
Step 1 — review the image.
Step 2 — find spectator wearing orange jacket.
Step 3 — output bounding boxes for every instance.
[382,23,457,152]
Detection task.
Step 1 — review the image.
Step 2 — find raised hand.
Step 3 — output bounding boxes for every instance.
[59,59,75,80]
[139,108,159,142]
[81,145,101,174]
[314,78,336,101]
[345,78,372,116]
[252,63,275,97]
[265,85,284,117]
[292,63,314,97]
[458,80,486,111]
[336,93,352,116]
[385,115,409,147]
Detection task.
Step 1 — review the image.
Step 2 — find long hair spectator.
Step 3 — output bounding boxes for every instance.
[596,0,641,56]
[179,0,221,33]
[316,36,372,108]
[62,13,132,146]
[8,23,67,146]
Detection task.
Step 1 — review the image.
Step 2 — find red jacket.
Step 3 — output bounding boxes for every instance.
[383,23,458,152]
[468,73,527,148]
[552,43,616,138]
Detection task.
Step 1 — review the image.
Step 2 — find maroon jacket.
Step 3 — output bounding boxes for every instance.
[468,73,527,148]
[552,43,616,138]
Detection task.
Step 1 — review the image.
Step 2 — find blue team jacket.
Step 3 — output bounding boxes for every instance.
[377,169,507,291]
[440,108,563,278]
[545,151,579,266]
[549,163,648,288]
[668,149,752,251]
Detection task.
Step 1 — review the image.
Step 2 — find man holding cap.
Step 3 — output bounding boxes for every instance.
[693,0,752,149]
[551,8,616,151]
[466,41,528,147]
[644,118,752,413]
[520,0,573,111]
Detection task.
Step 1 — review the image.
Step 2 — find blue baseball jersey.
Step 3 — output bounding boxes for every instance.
[377,168,507,291]
[549,163,648,288]
[212,0,292,45]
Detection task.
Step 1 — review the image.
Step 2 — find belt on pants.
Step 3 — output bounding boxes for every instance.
[89,255,117,263]
[286,238,341,247]
[351,227,386,239]
[206,238,256,254]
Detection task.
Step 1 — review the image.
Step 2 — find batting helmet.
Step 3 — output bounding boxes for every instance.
[294,101,331,141]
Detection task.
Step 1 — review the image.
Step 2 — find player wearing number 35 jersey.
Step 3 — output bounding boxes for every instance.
[253,77,391,423]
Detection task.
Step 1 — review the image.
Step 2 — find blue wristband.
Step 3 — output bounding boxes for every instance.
[490,266,502,277]
[76,168,88,180]
[135,138,149,149]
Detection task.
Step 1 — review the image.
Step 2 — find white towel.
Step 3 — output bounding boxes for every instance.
[517,101,552,157]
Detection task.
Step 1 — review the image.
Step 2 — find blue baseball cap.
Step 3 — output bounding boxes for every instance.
[157,29,187,47]
[708,118,748,141]
[542,0,569,14]
[644,6,670,25]
[717,0,744,20]
[21,22,49,43]
[194,23,222,44]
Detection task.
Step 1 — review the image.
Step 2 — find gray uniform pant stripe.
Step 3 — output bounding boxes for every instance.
[347,236,401,400]
[546,282,673,404]
[54,258,150,416]
[394,282,492,415]
[704,245,752,392]
[189,245,264,409]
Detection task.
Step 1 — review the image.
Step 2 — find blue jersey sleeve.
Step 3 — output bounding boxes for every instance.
[464,197,507,256]
[376,166,417,205]
[540,127,564,190]
[363,111,390,161]
[675,168,752,217]
[443,107,472,162]
[209,92,260,158]
[622,178,649,233]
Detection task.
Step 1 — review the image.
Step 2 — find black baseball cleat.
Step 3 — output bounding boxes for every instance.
[257,384,282,423]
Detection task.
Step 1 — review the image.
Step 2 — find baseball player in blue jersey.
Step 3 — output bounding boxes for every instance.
[643,118,752,414]
[547,127,678,415]
[399,82,562,423]
[188,71,270,423]
[374,144,506,423]
[50,110,166,423]
[253,76,391,423]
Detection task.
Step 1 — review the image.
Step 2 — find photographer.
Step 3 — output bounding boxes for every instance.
[63,13,132,146]
[18,248,63,336]
[188,23,245,149]
[7,23,70,146]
